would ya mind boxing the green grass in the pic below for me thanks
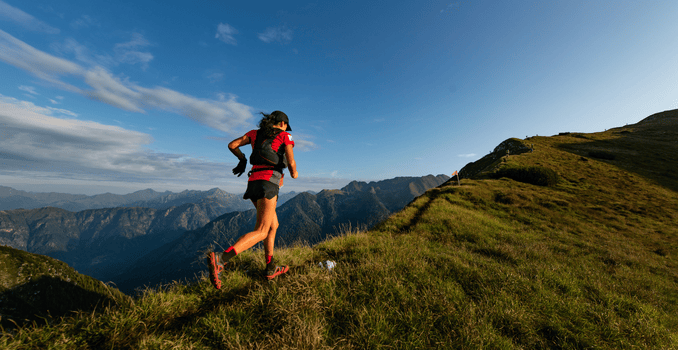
[2,115,678,349]
[0,246,131,331]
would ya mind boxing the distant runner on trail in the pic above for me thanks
[207,111,298,289]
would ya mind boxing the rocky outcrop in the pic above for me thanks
[459,138,532,180]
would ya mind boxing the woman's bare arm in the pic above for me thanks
[228,135,250,160]
[284,144,298,178]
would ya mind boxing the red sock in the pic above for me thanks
[221,246,238,262]
[266,255,273,265]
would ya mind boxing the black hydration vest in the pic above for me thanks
[249,129,287,172]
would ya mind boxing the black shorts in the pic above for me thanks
[243,180,279,201]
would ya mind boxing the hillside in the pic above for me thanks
[0,246,130,330]
[114,174,449,293]
[1,111,677,349]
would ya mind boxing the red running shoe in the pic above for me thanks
[266,265,289,280]
[206,252,224,289]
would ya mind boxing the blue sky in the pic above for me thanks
[1,1,677,195]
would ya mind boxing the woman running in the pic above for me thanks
[207,111,298,289]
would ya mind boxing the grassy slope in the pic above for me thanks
[0,246,131,330]
[2,115,677,349]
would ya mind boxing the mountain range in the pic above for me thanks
[0,186,302,212]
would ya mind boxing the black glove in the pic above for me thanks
[232,158,247,177]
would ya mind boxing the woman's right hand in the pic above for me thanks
[232,158,247,177]
[291,170,298,179]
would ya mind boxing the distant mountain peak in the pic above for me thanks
[206,188,227,196]
[342,181,365,192]
[132,189,158,195]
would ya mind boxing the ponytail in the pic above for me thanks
[257,112,280,138]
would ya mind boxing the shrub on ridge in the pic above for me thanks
[494,166,560,187]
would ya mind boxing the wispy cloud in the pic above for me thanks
[50,37,112,68]
[0,96,229,181]
[288,132,318,152]
[0,30,83,92]
[0,97,150,173]
[114,33,153,68]
[291,139,317,152]
[48,96,64,104]
[258,26,293,44]
[0,0,60,34]
[70,14,97,29]
[216,23,238,45]
[457,153,477,158]
[1,95,77,118]
[51,34,152,70]
[0,30,255,135]
[19,85,38,95]
[206,72,224,83]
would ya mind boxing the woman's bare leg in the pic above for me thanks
[264,205,279,257]
[232,196,278,254]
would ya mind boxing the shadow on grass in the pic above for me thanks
[558,110,678,194]
[0,275,119,330]
[370,194,436,235]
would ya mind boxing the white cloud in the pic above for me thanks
[70,14,97,29]
[0,97,234,182]
[206,72,224,83]
[19,85,38,95]
[51,34,152,69]
[0,30,255,135]
[82,67,144,112]
[0,30,83,92]
[288,133,318,152]
[457,153,477,158]
[0,0,60,34]
[114,33,153,68]
[46,106,78,118]
[0,98,151,172]
[0,94,74,116]
[50,37,111,68]
[258,26,293,44]
[216,23,238,45]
